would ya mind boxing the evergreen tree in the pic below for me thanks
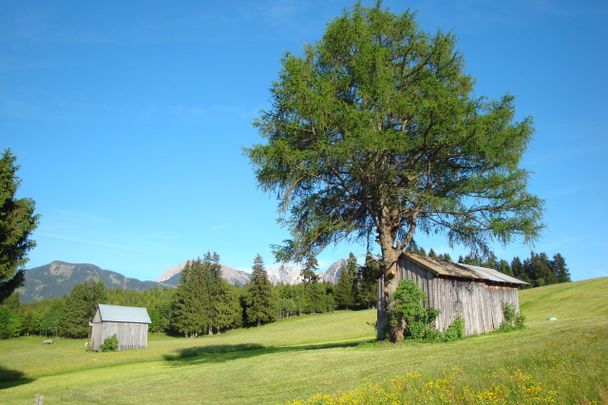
[438,253,452,262]
[171,260,208,337]
[62,280,106,338]
[551,253,571,283]
[0,149,40,303]
[335,253,356,309]
[428,248,437,259]
[215,281,242,333]
[202,252,222,334]
[301,253,319,283]
[497,259,513,276]
[300,254,324,313]
[406,240,425,255]
[244,255,274,326]
[511,256,526,282]
[356,253,380,308]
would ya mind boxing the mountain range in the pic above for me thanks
[18,258,348,302]
[19,261,163,303]
[157,261,252,287]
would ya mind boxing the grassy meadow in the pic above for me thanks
[1,277,607,404]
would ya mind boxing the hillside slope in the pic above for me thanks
[19,261,164,302]
[1,277,606,404]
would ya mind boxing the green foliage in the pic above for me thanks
[244,255,274,326]
[100,334,118,352]
[1,278,607,404]
[247,2,542,267]
[354,253,379,309]
[443,316,465,342]
[335,253,357,309]
[105,287,174,333]
[389,280,438,340]
[499,302,526,332]
[171,252,242,337]
[62,281,106,338]
[171,259,210,337]
[273,281,336,318]
[0,305,21,339]
[0,149,39,303]
[456,249,571,289]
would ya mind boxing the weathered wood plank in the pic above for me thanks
[394,255,521,336]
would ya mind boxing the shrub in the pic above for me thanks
[443,315,465,341]
[389,280,439,340]
[100,334,118,352]
[499,303,525,331]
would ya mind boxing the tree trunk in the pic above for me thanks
[376,226,405,342]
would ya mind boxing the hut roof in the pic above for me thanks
[404,253,528,286]
[97,304,152,324]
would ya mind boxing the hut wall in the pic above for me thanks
[90,320,148,351]
[395,256,519,336]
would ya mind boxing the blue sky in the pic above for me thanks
[2,0,607,281]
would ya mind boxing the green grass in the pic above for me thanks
[1,277,607,404]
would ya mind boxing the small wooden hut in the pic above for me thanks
[379,253,528,336]
[89,304,151,351]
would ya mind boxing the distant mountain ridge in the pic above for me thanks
[19,261,163,303]
[159,259,348,286]
[19,257,350,303]
[159,261,251,287]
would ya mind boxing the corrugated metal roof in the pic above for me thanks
[404,253,528,285]
[97,304,152,324]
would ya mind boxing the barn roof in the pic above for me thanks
[403,253,528,286]
[97,304,152,324]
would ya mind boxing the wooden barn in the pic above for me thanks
[379,253,528,336]
[89,304,151,351]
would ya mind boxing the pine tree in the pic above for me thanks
[439,253,452,262]
[551,253,571,283]
[244,255,274,326]
[202,252,223,335]
[62,280,106,338]
[428,248,437,258]
[301,253,319,283]
[215,281,242,333]
[172,261,200,337]
[356,253,380,309]
[511,256,524,278]
[497,259,513,276]
[301,254,324,313]
[0,149,39,303]
[335,253,356,309]
[406,240,425,255]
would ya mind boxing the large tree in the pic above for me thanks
[247,3,543,341]
[61,280,107,338]
[0,149,39,303]
[171,252,240,336]
[171,260,208,337]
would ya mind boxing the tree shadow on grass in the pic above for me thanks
[0,366,34,390]
[163,340,373,366]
